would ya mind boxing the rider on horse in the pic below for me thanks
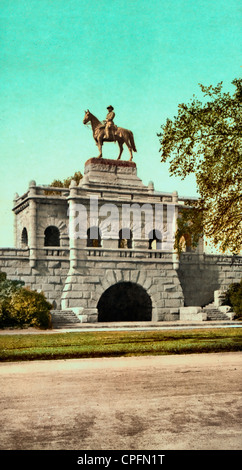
[83,108,137,161]
[104,106,116,140]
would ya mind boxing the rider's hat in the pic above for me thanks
[107,105,114,111]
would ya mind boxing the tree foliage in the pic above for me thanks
[158,79,242,253]
[224,280,242,319]
[174,206,203,254]
[0,272,52,329]
[45,171,83,195]
[0,272,24,299]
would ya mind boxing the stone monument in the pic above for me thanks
[0,111,240,326]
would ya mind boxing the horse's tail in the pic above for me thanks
[129,131,137,152]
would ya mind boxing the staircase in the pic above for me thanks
[203,305,231,321]
[51,310,81,328]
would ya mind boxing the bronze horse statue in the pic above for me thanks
[83,110,137,161]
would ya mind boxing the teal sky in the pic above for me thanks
[0,0,241,246]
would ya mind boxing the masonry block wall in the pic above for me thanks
[0,249,241,321]
[0,158,241,323]
[0,251,69,309]
[178,254,242,307]
[61,256,184,321]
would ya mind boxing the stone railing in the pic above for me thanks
[180,252,242,265]
[0,248,30,258]
[14,185,70,204]
[35,185,70,197]
[204,254,242,265]
[84,247,174,261]
[38,247,70,258]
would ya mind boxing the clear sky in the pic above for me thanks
[0,0,241,247]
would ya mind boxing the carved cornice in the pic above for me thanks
[13,201,29,214]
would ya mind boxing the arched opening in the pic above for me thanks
[97,282,152,322]
[21,227,28,248]
[87,226,102,247]
[118,228,132,248]
[179,233,192,252]
[44,226,60,246]
[148,229,162,250]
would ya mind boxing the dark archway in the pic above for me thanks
[148,229,162,250]
[118,228,132,248]
[97,282,152,322]
[44,226,60,246]
[21,227,28,248]
[87,226,102,247]
[179,233,192,252]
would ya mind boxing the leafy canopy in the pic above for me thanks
[158,79,242,253]
[0,271,52,328]
[45,171,83,195]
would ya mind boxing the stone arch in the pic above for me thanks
[93,268,159,321]
[179,233,192,252]
[38,218,67,244]
[87,226,102,247]
[148,229,162,250]
[44,226,60,246]
[21,227,28,248]
[118,228,132,248]
[97,281,152,322]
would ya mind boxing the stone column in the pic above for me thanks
[28,181,37,267]
[13,193,19,248]
[172,191,179,269]
[68,180,78,270]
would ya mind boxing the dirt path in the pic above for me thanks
[0,352,241,450]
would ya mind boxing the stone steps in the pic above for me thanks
[50,306,233,328]
[51,310,81,328]
[203,306,230,321]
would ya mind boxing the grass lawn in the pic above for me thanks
[0,328,241,362]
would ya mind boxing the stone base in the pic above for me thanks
[214,290,227,307]
[158,312,180,321]
[85,157,137,169]
[65,307,98,323]
[179,306,207,321]
[218,306,235,320]
[79,158,148,192]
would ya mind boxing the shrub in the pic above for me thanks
[0,272,24,299]
[224,280,242,320]
[0,272,25,327]
[8,288,52,329]
[0,271,52,329]
[0,297,13,327]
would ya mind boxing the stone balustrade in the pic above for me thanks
[0,248,30,258]
[180,252,242,265]
[84,247,174,261]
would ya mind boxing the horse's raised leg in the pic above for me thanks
[117,141,123,160]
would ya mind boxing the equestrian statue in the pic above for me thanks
[83,106,137,161]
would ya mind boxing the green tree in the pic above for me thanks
[0,272,52,329]
[158,79,242,253]
[45,171,83,195]
[174,205,203,254]
[0,272,24,299]
[224,280,242,319]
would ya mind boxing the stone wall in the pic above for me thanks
[178,253,242,307]
[0,249,69,309]
[61,255,184,322]
[0,249,241,321]
[0,248,184,321]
